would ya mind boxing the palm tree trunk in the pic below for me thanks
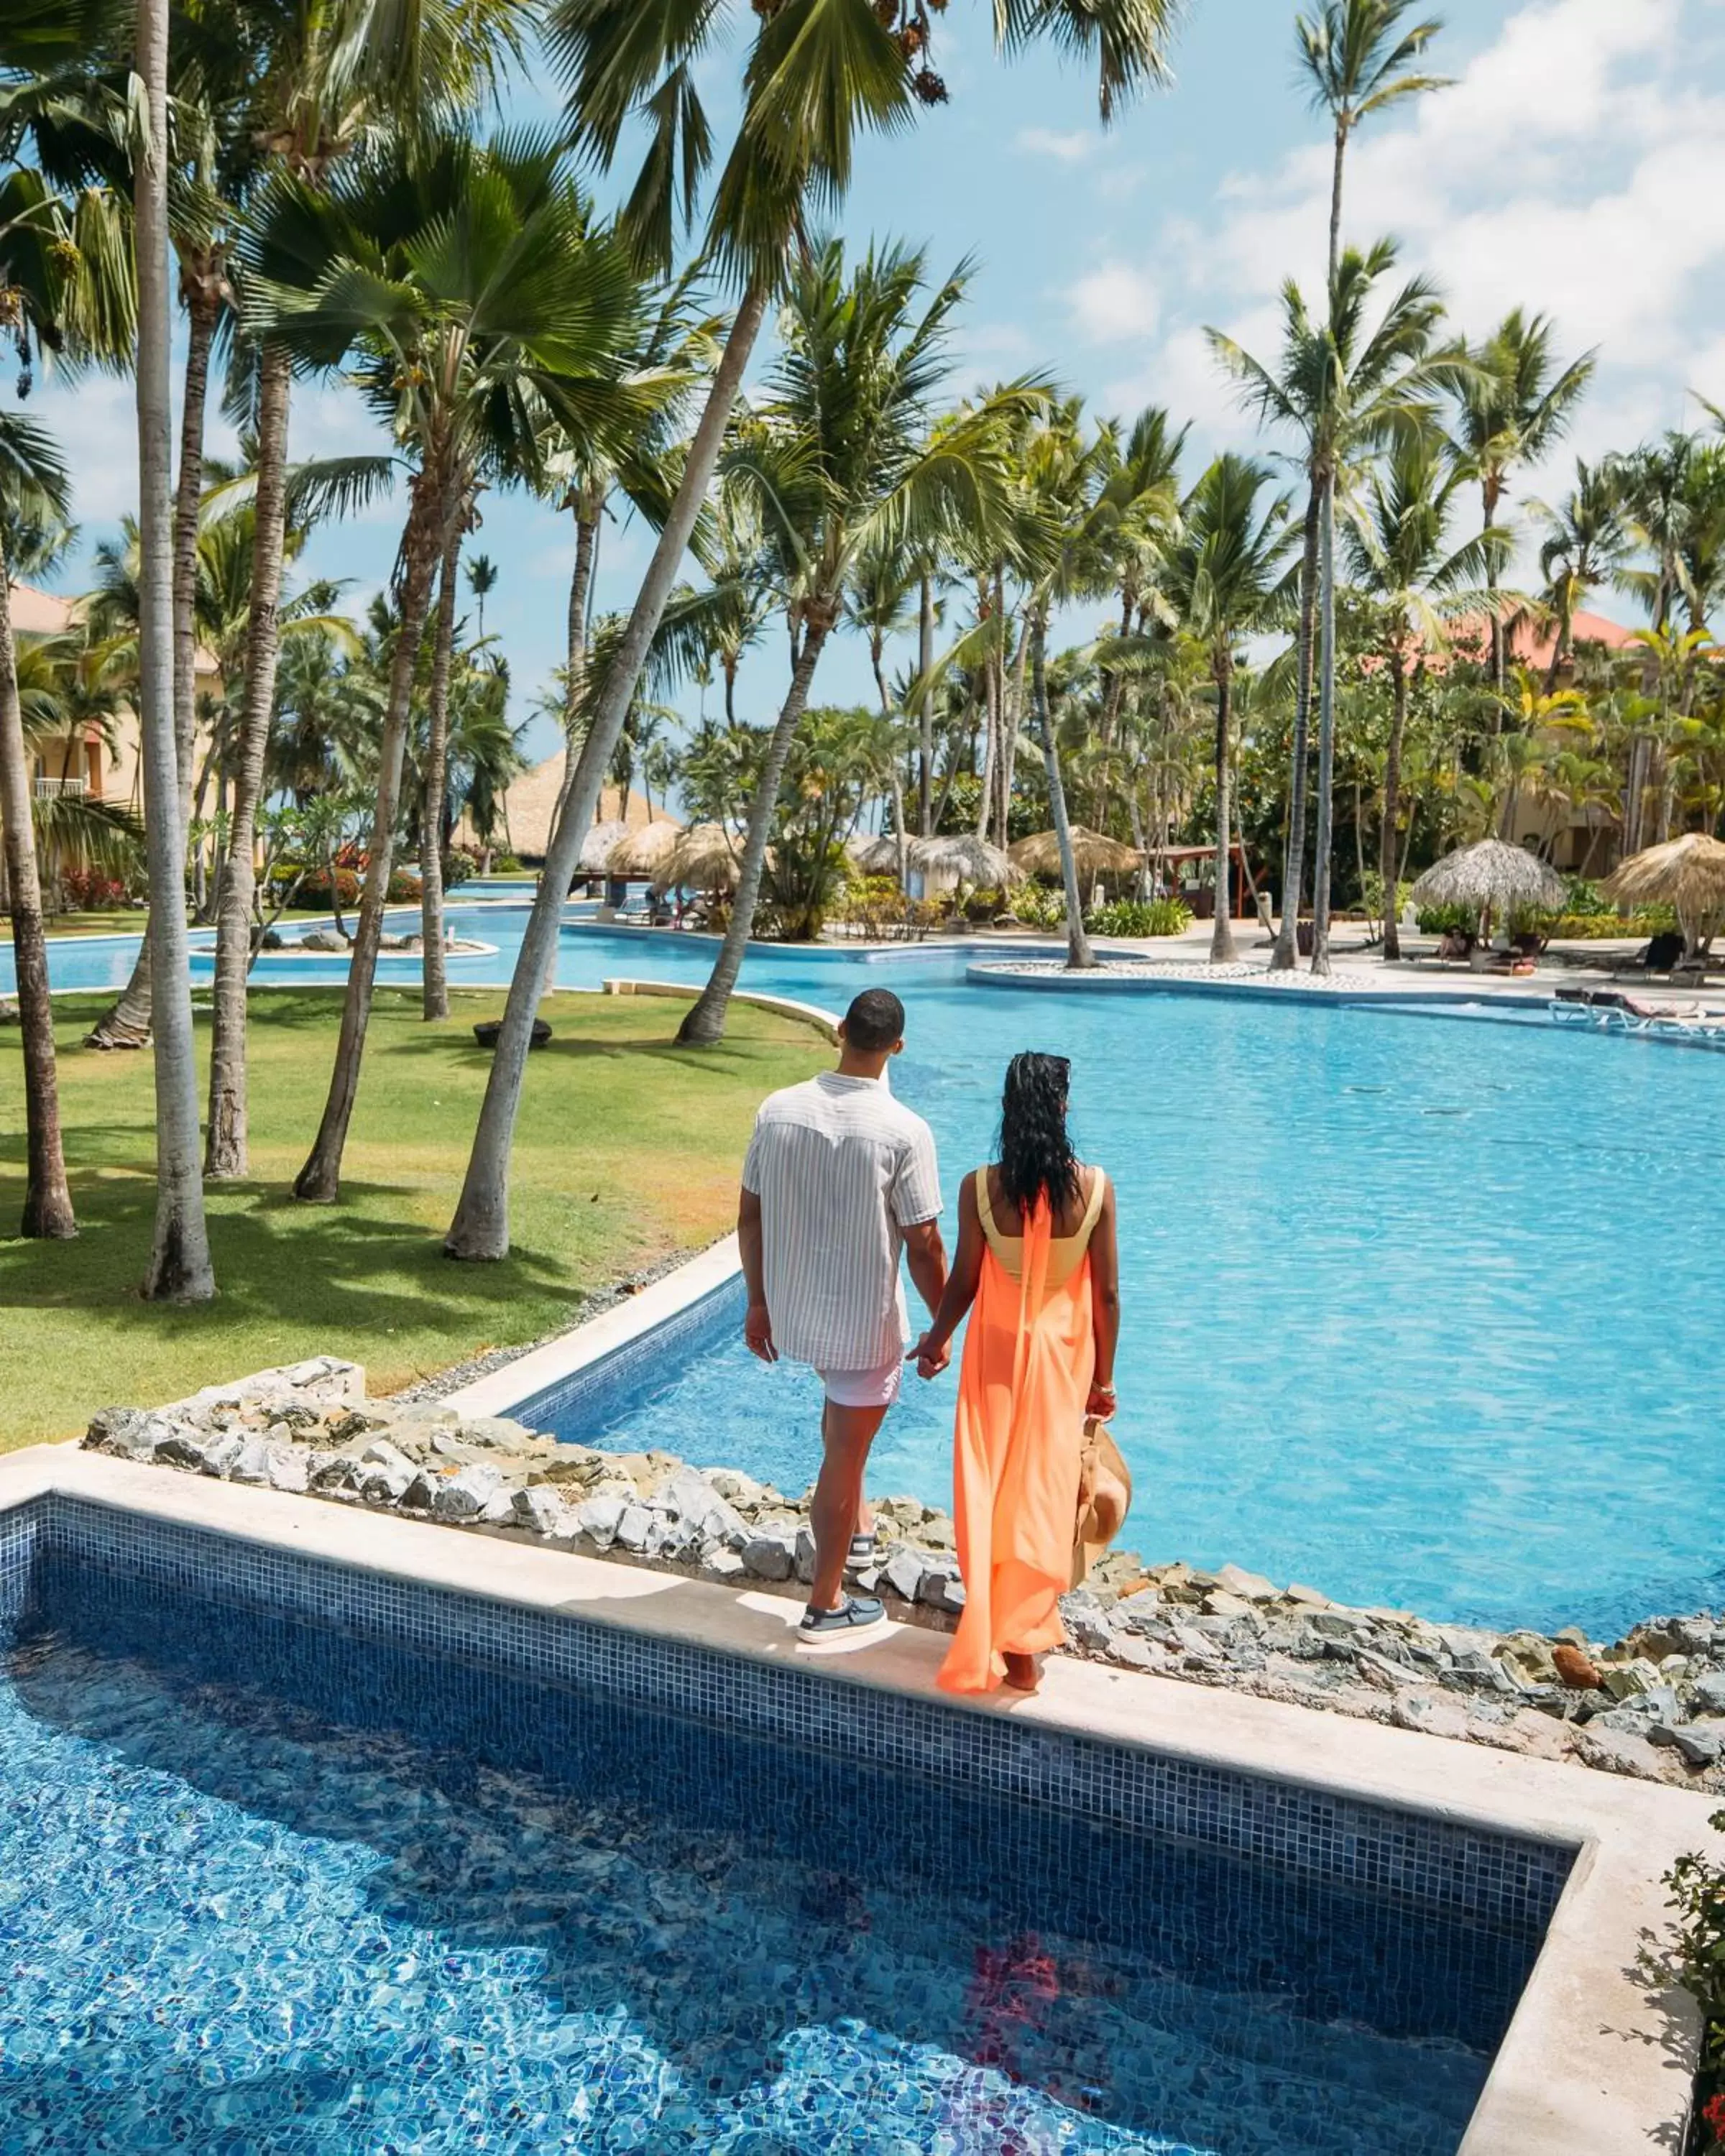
[1031,609,1095,971]
[975,596,999,842]
[0,540,75,1237]
[1484,475,1506,706]
[420,505,466,1022]
[206,341,292,1179]
[917,571,934,834]
[871,643,910,889]
[1209,654,1237,965]
[1310,469,1339,977]
[445,280,770,1261]
[553,500,601,825]
[1380,645,1408,961]
[294,468,446,1202]
[999,572,1023,837]
[1328,121,1346,284]
[1271,483,1320,970]
[85,278,221,1051]
[677,611,834,1045]
[135,0,215,1299]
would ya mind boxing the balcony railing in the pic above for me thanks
[32,775,89,799]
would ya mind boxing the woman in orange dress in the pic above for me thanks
[909,1054,1121,1694]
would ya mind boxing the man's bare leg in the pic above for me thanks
[808,1399,890,1613]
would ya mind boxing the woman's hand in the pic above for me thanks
[1086,1380,1118,1419]
[907,1331,951,1380]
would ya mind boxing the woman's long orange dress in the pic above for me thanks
[937,1167,1106,1695]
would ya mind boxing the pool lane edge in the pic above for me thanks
[1,1441,1715,2156]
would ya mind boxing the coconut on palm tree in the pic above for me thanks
[448,0,1184,1263]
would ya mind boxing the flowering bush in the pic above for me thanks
[1008,882,1066,931]
[59,870,130,911]
[1087,897,1192,938]
[1651,1809,1724,2152]
[442,847,478,890]
[387,869,423,903]
[271,865,362,909]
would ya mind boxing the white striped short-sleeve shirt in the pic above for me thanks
[742,1071,942,1370]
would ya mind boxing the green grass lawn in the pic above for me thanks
[0,989,827,1449]
[2,906,336,942]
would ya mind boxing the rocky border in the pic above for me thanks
[80,1359,1725,1797]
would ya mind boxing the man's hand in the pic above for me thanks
[744,1300,778,1363]
[906,1330,950,1381]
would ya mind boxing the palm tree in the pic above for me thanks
[847,536,921,882]
[675,240,1028,1044]
[1159,454,1294,963]
[1210,239,1453,972]
[1295,0,1449,284]
[1534,457,1629,694]
[0,413,77,1237]
[1449,308,1595,696]
[242,134,650,1199]
[466,552,497,638]
[1346,431,1505,959]
[448,0,1183,1263]
[132,0,216,1296]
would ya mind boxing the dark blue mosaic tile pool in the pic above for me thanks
[0,1547,1551,2155]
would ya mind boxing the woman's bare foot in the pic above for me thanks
[1003,1652,1041,1692]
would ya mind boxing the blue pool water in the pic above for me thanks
[16,906,1724,1635]
[0,1549,1536,2153]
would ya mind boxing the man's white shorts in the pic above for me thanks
[816,1358,903,1410]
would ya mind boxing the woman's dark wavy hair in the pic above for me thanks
[998,1052,1080,1218]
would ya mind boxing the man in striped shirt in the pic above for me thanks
[739,988,947,1638]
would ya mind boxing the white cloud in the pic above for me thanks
[1090,0,1725,530]
[1016,126,1094,162]
[1067,263,1162,344]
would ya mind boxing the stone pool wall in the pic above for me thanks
[80,1358,1725,1798]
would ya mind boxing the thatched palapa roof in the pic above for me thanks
[576,818,629,875]
[607,818,682,878]
[1010,826,1141,880]
[849,834,901,876]
[652,822,745,894]
[1408,839,1565,913]
[1602,834,1725,918]
[909,833,1022,886]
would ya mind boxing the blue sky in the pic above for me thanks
[29,0,1725,773]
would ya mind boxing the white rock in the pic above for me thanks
[513,1486,574,1539]
[431,1464,504,1521]
[575,1494,627,1549]
[613,1503,652,1552]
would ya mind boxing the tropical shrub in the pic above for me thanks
[833,876,938,941]
[1415,900,1475,935]
[1562,876,1614,917]
[59,870,131,911]
[1009,882,1067,931]
[273,865,362,910]
[442,847,478,890]
[1087,897,1192,938]
[387,869,423,903]
[1649,1812,1724,2153]
[962,885,1006,923]
[491,853,524,875]
[1545,906,1675,939]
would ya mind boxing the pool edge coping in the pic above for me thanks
[1,1441,1715,2156]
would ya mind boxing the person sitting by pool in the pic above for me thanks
[908,1051,1121,1695]
[738,987,948,1639]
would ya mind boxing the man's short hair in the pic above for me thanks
[843,987,906,1052]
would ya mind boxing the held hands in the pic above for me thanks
[906,1331,951,1381]
[1086,1381,1118,1419]
[744,1302,778,1363]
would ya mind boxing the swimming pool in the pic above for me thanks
[16,908,1723,1636]
[0,1499,1562,2155]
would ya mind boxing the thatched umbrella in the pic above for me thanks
[849,834,901,877]
[1409,839,1565,936]
[1010,826,1142,881]
[652,822,742,895]
[1603,834,1725,954]
[606,819,682,879]
[576,818,628,876]
[908,832,1023,888]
